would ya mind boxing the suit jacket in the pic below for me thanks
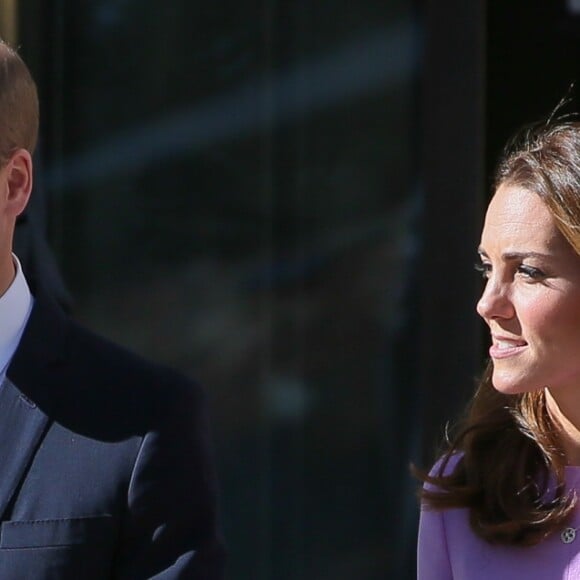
[0,295,225,579]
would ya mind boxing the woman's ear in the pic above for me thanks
[4,148,33,217]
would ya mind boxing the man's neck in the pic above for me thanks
[0,253,16,298]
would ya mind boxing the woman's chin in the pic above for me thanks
[491,372,537,396]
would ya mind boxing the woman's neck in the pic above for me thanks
[545,387,580,466]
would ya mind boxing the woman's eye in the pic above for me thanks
[474,262,491,279]
[517,265,545,281]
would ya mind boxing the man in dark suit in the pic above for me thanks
[0,40,225,578]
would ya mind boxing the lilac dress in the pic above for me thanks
[418,459,580,580]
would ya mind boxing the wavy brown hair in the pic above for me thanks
[417,121,580,546]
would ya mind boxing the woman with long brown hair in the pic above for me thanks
[417,120,580,579]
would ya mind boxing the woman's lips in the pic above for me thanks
[489,337,527,359]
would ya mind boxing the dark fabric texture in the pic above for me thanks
[0,296,225,579]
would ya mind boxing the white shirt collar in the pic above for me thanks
[0,255,33,379]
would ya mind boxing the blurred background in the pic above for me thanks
[4,0,580,578]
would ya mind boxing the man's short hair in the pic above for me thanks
[0,40,39,164]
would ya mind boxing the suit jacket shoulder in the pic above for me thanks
[10,295,205,438]
[2,296,225,579]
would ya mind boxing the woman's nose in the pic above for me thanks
[476,280,514,321]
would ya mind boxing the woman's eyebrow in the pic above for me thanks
[477,248,551,260]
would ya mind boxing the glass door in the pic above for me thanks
[18,1,422,577]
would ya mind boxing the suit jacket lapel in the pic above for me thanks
[0,378,49,520]
[0,296,68,521]
[7,294,68,417]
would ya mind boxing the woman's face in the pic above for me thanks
[477,183,580,395]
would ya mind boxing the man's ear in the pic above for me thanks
[5,148,33,217]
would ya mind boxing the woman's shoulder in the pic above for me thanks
[431,450,463,475]
[423,451,464,492]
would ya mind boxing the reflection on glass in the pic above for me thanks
[34,1,420,577]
